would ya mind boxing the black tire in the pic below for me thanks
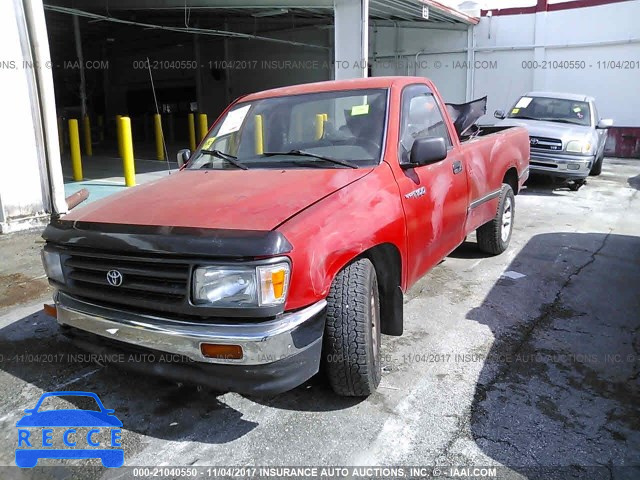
[324,258,381,396]
[589,154,603,176]
[568,179,586,191]
[477,184,515,255]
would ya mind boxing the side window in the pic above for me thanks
[399,85,452,164]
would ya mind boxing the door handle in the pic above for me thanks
[452,160,463,174]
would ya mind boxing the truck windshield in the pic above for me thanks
[188,89,387,170]
[508,96,591,127]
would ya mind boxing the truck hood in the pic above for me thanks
[495,118,595,141]
[62,168,371,231]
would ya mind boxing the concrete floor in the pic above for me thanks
[60,144,181,205]
[0,158,638,478]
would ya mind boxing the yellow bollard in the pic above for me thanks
[188,113,196,151]
[254,115,264,155]
[116,114,123,158]
[198,113,208,142]
[119,116,136,187]
[68,119,83,181]
[315,113,325,140]
[154,113,165,161]
[83,115,92,156]
[322,113,328,122]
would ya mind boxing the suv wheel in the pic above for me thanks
[589,154,604,176]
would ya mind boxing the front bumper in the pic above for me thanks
[56,292,326,395]
[529,150,594,179]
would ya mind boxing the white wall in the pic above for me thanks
[473,1,640,125]
[370,1,640,127]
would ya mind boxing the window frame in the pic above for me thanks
[398,84,453,166]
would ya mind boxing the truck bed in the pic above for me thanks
[459,125,522,143]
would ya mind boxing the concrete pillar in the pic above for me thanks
[0,0,67,233]
[334,0,369,80]
[465,25,475,101]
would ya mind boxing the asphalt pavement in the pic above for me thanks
[0,158,638,479]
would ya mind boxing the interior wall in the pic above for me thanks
[98,25,332,129]
[207,27,332,118]
[370,25,469,103]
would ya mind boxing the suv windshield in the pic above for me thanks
[188,89,387,170]
[508,96,591,126]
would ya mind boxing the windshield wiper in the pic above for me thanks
[509,115,539,120]
[262,150,358,169]
[199,149,249,170]
[541,118,583,125]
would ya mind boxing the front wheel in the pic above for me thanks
[477,184,515,255]
[323,258,381,396]
[589,154,603,176]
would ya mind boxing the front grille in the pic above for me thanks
[55,247,284,319]
[62,251,190,312]
[530,136,562,151]
[530,160,558,168]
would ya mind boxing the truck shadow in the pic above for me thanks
[0,312,258,445]
[0,314,359,447]
[521,174,579,196]
[466,232,640,475]
[629,174,640,190]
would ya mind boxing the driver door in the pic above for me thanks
[395,84,469,286]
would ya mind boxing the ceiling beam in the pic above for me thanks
[46,0,333,10]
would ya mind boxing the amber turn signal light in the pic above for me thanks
[43,304,57,317]
[200,343,243,360]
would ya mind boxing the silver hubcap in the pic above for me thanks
[501,196,512,242]
[371,290,379,359]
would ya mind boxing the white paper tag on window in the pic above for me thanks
[515,97,533,109]
[217,105,251,137]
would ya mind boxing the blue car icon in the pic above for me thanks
[15,391,124,468]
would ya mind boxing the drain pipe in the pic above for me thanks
[414,49,427,76]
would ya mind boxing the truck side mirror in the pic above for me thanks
[403,137,447,169]
[494,109,506,119]
[177,149,191,167]
[597,119,613,129]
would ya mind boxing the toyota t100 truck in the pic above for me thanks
[42,77,529,397]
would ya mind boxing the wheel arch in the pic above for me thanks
[503,167,519,195]
[357,243,404,336]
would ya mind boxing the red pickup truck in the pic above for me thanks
[42,77,529,396]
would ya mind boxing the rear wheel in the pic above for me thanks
[477,184,515,255]
[324,258,381,396]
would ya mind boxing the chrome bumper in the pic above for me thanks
[529,150,594,178]
[56,292,326,366]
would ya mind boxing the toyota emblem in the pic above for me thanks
[530,138,539,145]
[106,270,123,287]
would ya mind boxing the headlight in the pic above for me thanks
[41,250,64,283]
[192,261,290,307]
[565,140,592,154]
